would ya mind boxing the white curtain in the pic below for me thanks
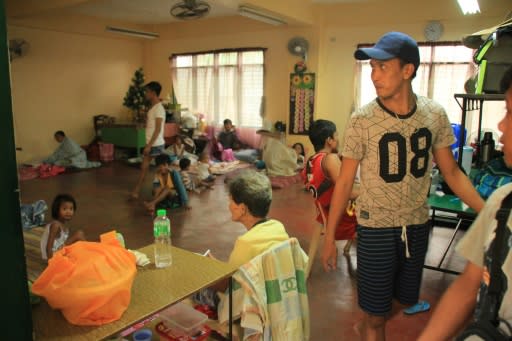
[171,50,264,128]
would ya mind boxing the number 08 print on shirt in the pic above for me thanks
[342,97,455,228]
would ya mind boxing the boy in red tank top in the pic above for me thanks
[302,119,360,253]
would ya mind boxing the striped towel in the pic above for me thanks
[219,238,310,341]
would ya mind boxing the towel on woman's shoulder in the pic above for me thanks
[219,238,310,341]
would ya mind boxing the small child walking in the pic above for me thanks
[40,194,85,260]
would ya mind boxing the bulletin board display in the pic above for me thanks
[289,73,315,135]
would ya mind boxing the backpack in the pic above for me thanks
[473,158,512,199]
[457,192,512,340]
[473,22,512,94]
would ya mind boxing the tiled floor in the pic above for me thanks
[19,162,467,340]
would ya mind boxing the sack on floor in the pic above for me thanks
[31,239,136,326]
[20,200,48,229]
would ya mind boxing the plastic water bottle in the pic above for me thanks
[154,209,172,268]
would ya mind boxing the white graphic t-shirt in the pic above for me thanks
[342,96,455,227]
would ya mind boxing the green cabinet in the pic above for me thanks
[99,125,146,156]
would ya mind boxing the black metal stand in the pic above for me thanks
[454,93,505,166]
[424,207,475,275]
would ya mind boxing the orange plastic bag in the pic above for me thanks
[32,239,137,326]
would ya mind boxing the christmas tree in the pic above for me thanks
[123,68,148,122]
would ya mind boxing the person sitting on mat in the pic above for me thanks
[40,194,85,260]
[44,131,100,169]
[218,119,241,150]
[145,154,189,214]
[179,158,213,193]
[293,142,306,169]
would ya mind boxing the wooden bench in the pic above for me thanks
[23,227,47,282]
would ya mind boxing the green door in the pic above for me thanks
[0,0,33,339]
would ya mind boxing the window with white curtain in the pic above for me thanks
[355,43,505,142]
[171,49,265,128]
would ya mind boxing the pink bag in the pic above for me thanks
[221,148,236,162]
[99,143,114,162]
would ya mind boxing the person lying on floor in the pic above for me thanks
[194,170,290,308]
[44,131,101,169]
[145,154,191,214]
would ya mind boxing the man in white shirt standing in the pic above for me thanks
[131,81,166,199]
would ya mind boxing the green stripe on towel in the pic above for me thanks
[265,279,282,304]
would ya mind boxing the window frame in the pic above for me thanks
[170,48,267,128]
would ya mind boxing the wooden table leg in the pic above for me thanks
[228,277,233,341]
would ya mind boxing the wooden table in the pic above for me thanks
[32,246,237,341]
[424,194,477,275]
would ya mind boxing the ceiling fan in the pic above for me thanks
[170,0,211,20]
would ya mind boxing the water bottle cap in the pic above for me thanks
[157,209,167,217]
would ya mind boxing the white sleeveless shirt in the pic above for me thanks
[40,222,69,260]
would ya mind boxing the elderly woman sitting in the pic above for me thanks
[196,170,290,305]
[226,170,290,268]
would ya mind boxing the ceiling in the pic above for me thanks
[68,0,240,24]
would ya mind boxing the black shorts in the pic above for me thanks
[357,223,430,316]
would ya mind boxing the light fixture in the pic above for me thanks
[238,6,286,26]
[105,26,159,39]
[457,0,480,15]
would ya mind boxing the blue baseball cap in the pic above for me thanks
[354,32,420,71]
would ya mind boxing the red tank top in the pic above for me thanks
[302,152,334,208]
[302,152,357,240]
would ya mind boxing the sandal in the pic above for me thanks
[403,300,430,315]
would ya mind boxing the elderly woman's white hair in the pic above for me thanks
[228,170,272,218]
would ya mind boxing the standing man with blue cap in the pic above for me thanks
[321,32,484,340]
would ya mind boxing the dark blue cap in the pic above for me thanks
[354,32,420,71]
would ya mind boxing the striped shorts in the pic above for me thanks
[357,223,430,316]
